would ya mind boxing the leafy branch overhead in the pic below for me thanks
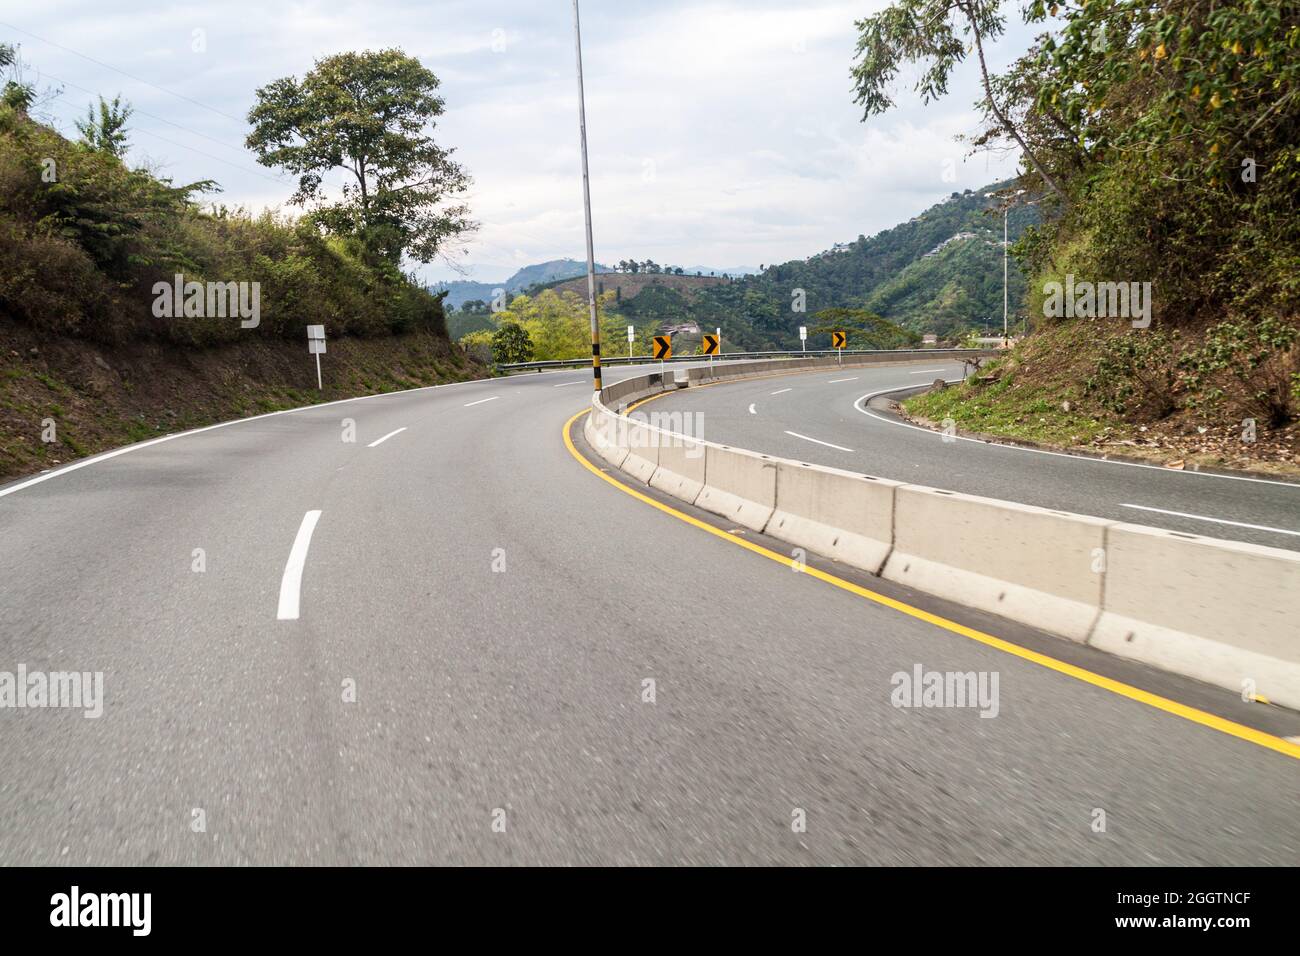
[851,0,1066,199]
[246,49,475,264]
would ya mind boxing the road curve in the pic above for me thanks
[644,361,1300,550]
[0,358,1296,865]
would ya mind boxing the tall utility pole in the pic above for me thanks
[572,0,602,392]
[1003,204,1008,341]
[1004,189,1025,341]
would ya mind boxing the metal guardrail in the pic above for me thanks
[497,348,989,372]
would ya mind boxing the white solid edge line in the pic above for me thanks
[827,377,859,383]
[277,510,322,621]
[463,395,500,407]
[0,356,941,501]
[784,430,854,453]
[1120,503,1300,538]
[909,368,948,374]
[770,388,793,395]
[367,427,407,448]
[0,372,522,500]
[853,382,1300,490]
[553,380,585,387]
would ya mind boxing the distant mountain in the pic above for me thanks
[679,181,1038,346]
[435,259,760,309]
[434,258,614,309]
[507,258,615,290]
[441,186,1033,344]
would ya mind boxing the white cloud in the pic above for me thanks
[6,0,1028,281]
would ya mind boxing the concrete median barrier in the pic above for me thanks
[882,485,1109,641]
[583,359,1298,708]
[695,445,778,532]
[1090,523,1300,709]
[618,415,660,483]
[767,461,901,574]
[648,431,707,504]
[585,403,628,468]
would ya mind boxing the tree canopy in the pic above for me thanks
[246,49,473,265]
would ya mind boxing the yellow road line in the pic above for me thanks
[563,407,1300,761]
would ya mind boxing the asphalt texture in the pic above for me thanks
[646,360,1300,550]
[0,358,1295,865]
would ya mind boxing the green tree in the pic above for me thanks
[246,48,473,264]
[76,95,133,157]
[810,307,920,349]
[491,321,534,364]
[1,41,34,112]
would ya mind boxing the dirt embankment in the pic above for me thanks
[903,321,1299,478]
[0,320,490,481]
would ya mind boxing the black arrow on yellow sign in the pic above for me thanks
[832,330,847,349]
[702,334,719,356]
[653,335,672,360]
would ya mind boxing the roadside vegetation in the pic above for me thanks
[854,0,1300,469]
[0,42,486,477]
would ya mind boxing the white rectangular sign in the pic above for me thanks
[799,326,807,340]
[627,325,634,343]
[308,339,326,354]
[307,324,325,340]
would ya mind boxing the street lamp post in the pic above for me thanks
[987,188,1026,343]
[572,0,602,392]
[1002,203,1009,341]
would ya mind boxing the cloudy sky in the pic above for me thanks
[5,1,1032,283]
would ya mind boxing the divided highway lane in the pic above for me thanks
[0,359,1296,865]
[646,361,1300,550]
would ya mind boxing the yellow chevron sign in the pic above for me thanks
[702,334,720,355]
[653,335,672,360]
[832,330,847,349]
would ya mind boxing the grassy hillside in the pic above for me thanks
[888,0,1300,473]
[452,185,1034,356]
[862,235,1014,337]
[0,100,486,480]
[639,184,1034,349]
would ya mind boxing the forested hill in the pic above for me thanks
[684,181,1038,346]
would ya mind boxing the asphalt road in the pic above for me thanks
[0,357,1296,865]
[647,360,1300,550]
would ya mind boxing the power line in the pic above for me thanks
[40,67,276,163]
[0,20,247,125]
[40,103,295,188]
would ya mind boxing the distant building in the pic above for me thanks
[921,232,978,259]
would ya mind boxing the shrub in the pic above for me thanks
[1178,317,1300,427]
[0,107,449,348]
[1084,330,1181,418]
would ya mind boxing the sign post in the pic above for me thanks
[307,325,326,390]
[799,326,807,353]
[627,324,634,362]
